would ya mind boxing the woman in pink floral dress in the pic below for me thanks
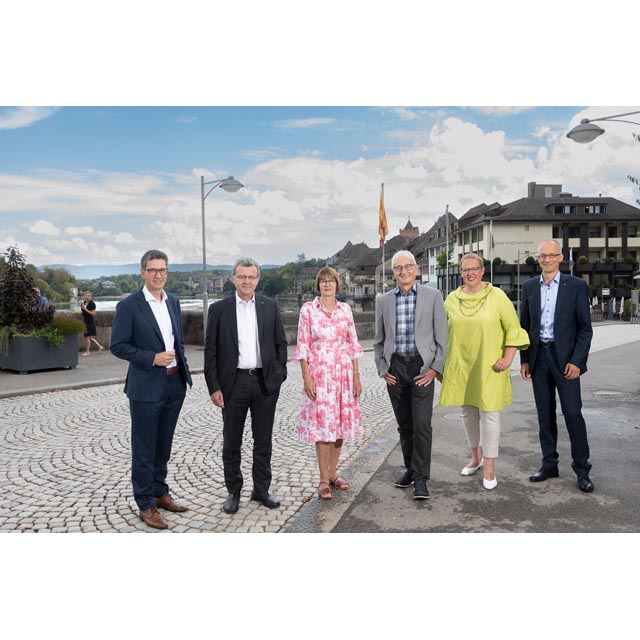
[294,267,364,499]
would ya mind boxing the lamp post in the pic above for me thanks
[566,110,640,143]
[200,175,244,329]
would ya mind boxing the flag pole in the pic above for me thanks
[380,183,386,293]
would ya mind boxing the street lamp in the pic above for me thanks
[200,175,244,329]
[566,110,640,143]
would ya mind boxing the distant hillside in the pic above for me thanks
[40,263,281,279]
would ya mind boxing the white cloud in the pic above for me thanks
[467,106,535,116]
[4,107,639,267]
[271,117,336,129]
[0,107,59,130]
[27,220,60,236]
[175,115,198,124]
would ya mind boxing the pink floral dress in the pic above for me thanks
[293,298,364,443]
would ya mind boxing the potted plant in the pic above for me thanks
[0,245,85,374]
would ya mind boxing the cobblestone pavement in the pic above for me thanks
[0,353,394,533]
[1,323,638,534]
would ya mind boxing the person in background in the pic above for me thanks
[80,291,105,356]
[294,267,363,500]
[439,253,529,490]
[34,287,48,306]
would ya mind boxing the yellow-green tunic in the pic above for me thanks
[439,284,529,412]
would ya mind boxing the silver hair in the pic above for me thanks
[391,250,416,267]
[232,257,261,277]
[460,252,484,268]
[537,238,562,254]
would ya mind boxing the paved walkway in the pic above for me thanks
[1,324,639,533]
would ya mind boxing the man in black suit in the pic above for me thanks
[205,257,288,514]
[520,239,594,493]
[111,249,193,529]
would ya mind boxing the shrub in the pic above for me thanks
[525,256,536,266]
[578,255,588,264]
[0,245,83,349]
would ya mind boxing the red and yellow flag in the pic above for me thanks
[378,184,388,246]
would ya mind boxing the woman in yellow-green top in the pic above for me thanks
[439,253,529,490]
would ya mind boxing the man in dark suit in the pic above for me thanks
[111,249,193,529]
[205,257,288,514]
[520,239,594,493]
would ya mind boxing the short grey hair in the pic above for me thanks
[140,249,168,269]
[391,250,416,268]
[460,252,484,268]
[232,257,261,278]
[537,238,562,254]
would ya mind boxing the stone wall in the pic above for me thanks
[72,309,376,350]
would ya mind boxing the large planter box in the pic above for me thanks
[0,334,78,374]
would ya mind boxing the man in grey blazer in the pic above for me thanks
[374,250,448,499]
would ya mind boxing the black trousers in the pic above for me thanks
[531,344,591,477]
[386,355,434,479]
[129,373,186,510]
[222,370,279,494]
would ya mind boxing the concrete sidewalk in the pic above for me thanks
[287,323,640,533]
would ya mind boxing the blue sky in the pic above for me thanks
[1,105,639,268]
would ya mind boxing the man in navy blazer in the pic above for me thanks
[520,239,594,493]
[204,257,288,515]
[111,249,193,528]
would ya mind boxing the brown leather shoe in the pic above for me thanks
[155,494,188,512]
[139,507,168,529]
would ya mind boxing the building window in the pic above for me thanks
[627,226,637,237]
[568,226,579,238]
[588,227,601,238]
[608,226,618,238]
[554,205,576,215]
[478,227,483,241]
[552,226,560,239]
[586,204,604,214]
[524,224,529,231]
[471,228,477,243]
[545,187,552,197]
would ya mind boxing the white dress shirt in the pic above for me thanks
[143,286,177,368]
[235,293,262,369]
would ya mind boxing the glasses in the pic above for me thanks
[319,279,336,285]
[537,253,562,261]
[144,268,169,276]
[461,266,482,274]
[234,275,258,281]
[393,264,416,273]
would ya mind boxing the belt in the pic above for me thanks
[165,365,180,375]
[392,354,422,362]
[237,367,262,375]
[539,341,555,348]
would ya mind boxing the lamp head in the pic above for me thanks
[566,119,606,144]
[219,176,244,193]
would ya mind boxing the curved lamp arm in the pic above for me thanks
[567,110,640,143]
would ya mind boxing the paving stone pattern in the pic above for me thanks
[0,354,394,533]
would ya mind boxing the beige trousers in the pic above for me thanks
[460,405,501,459]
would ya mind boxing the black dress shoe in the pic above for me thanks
[223,493,240,514]
[577,476,595,493]
[529,467,560,482]
[250,490,280,509]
